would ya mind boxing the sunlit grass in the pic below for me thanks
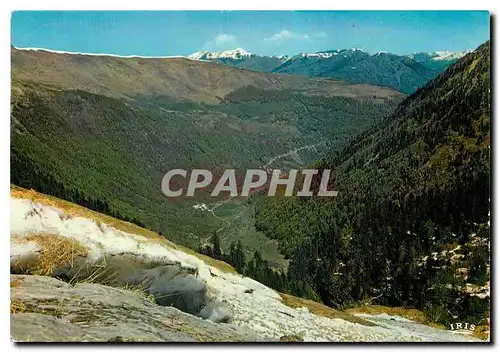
[278,292,377,327]
[345,304,490,340]
[471,324,490,341]
[10,300,27,314]
[17,233,88,276]
[345,305,445,329]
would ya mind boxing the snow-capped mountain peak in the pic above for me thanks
[188,48,254,60]
[297,48,367,59]
[408,50,472,62]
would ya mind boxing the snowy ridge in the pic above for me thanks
[300,52,338,58]
[186,47,474,65]
[10,195,483,342]
[13,47,201,61]
[188,48,254,60]
[297,48,365,59]
[408,50,472,62]
[430,50,472,61]
[16,46,472,64]
[188,48,369,61]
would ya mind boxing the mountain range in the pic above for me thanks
[189,48,470,94]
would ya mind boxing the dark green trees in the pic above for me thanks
[252,41,491,324]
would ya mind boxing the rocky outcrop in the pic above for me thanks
[129,265,207,316]
[11,243,232,324]
[10,275,264,342]
[10,196,233,325]
[127,264,231,323]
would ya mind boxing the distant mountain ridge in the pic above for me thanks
[188,48,470,62]
[188,48,471,94]
[13,46,467,94]
[408,50,472,71]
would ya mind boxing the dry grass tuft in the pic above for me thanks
[19,233,88,276]
[279,334,304,342]
[278,293,377,327]
[176,246,237,274]
[345,305,429,323]
[471,325,490,340]
[10,301,26,314]
[121,283,156,303]
[10,277,25,288]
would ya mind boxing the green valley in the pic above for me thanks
[11,47,402,263]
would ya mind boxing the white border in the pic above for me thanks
[2,2,498,10]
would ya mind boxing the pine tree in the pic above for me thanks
[211,232,222,260]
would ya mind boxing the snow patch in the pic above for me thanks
[430,51,471,61]
[189,48,254,60]
[299,52,338,59]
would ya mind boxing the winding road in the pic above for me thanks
[262,141,326,169]
[195,141,327,237]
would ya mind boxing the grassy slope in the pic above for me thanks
[344,305,489,340]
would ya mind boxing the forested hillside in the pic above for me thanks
[274,50,438,94]
[253,41,491,325]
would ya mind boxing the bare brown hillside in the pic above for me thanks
[12,48,403,104]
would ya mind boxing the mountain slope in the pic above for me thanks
[315,51,437,94]
[12,47,398,104]
[253,41,490,324]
